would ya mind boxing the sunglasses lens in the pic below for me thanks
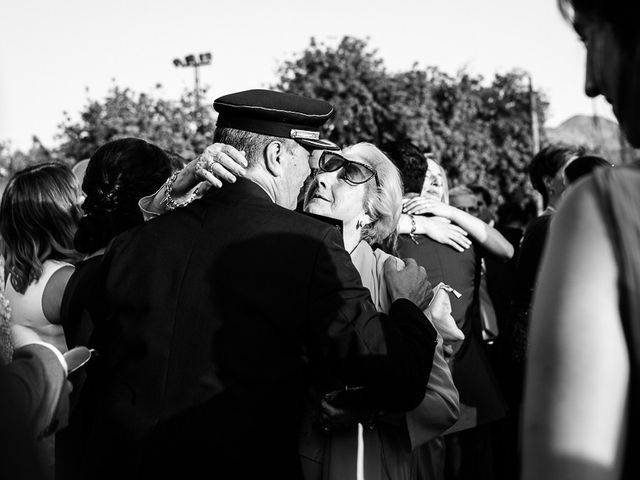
[320,154,344,172]
[319,153,376,184]
[344,163,371,183]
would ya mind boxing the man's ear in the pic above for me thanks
[265,141,285,178]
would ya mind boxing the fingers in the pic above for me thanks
[402,257,418,269]
[445,234,471,252]
[203,143,248,169]
[209,144,248,177]
[408,205,430,215]
[197,144,248,187]
[210,161,238,184]
[196,168,223,188]
[445,239,466,253]
[450,225,468,236]
[452,233,472,249]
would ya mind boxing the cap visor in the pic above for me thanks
[295,138,340,151]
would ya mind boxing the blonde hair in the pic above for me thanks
[341,143,403,246]
[426,158,450,204]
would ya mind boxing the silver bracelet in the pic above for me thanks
[409,214,419,245]
[163,169,199,211]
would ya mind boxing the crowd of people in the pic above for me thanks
[0,0,638,479]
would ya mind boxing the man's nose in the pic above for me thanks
[584,50,600,98]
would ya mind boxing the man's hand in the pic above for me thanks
[172,144,247,195]
[384,257,432,310]
[319,397,368,430]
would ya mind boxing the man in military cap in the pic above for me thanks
[72,89,436,479]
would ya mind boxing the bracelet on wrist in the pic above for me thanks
[163,169,199,211]
[409,214,419,245]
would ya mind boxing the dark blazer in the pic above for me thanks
[397,234,506,431]
[75,179,436,479]
[0,344,70,480]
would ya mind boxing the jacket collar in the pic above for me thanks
[202,177,276,207]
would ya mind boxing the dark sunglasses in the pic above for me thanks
[318,152,380,186]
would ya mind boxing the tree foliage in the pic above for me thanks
[56,85,216,163]
[275,36,548,212]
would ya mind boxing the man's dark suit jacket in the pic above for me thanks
[75,179,436,479]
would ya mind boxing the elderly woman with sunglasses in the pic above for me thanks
[141,142,460,480]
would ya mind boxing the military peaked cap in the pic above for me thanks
[213,89,339,150]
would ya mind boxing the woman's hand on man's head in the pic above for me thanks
[173,143,248,194]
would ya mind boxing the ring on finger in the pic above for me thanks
[206,156,218,172]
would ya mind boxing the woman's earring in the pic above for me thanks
[356,219,363,230]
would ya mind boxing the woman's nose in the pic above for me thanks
[316,170,339,187]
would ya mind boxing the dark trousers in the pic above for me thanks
[444,424,495,480]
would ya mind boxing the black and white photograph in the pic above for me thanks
[1,0,638,479]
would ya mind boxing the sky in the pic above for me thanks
[0,0,616,151]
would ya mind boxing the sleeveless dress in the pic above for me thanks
[4,259,71,353]
[592,166,640,479]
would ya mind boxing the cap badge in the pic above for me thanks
[290,129,320,140]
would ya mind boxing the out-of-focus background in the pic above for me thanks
[1,0,636,210]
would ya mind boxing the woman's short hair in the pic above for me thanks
[528,145,583,207]
[564,154,613,184]
[380,141,427,194]
[342,143,403,247]
[0,162,82,294]
[74,138,173,254]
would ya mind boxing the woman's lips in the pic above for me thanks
[311,193,330,202]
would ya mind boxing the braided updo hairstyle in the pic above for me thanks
[74,138,173,254]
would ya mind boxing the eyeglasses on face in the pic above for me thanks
[318,152,380,186]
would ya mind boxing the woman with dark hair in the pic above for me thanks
[508,144,581,392]
[0,163,83,353]
[523,2,640,479]
[74,138,173,256]
[563,154,613,185]
[62,138,172,349]
[56,138,174,478]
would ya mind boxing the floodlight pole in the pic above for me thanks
[528,74,540,155]
[194,64,201,118]
[173,53,212,124]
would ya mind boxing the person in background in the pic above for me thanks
[0,163,83,353]
[449,186,499,345]
[61,138,174,348]
[523,1,640,478]
[563,154,613,186]
[0,217,78,480]
[449,186,479,215]
[0,162,84,478]
[501,145,582,477]
[383,140,509,480]
[56,138,175,478]
[507,144,583,401]
[468,184,495,225]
